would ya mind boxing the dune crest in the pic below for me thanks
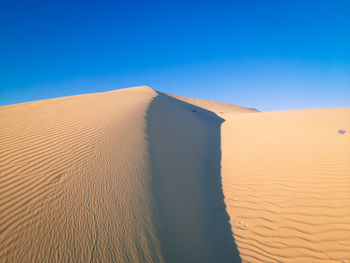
[164,93,258,114]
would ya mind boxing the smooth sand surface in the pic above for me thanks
[1,86,349,262]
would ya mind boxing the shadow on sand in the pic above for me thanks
[146,92,241,263]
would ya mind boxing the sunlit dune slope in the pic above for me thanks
[0,87,164,262]
[221,108,350,263]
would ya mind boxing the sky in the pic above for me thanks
[1,0,349,111]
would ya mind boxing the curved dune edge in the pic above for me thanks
[1,86,350,262]
[146,92,241,262]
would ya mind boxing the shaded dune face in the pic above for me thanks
[146,92,241,263]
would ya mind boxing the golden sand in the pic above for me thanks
[1,87,349,262]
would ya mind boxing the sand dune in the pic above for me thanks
[1,86,349,262]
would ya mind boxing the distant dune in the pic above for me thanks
[0,86,349,262]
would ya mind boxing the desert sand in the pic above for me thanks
[0,86,349,262]
[220,108,350,263]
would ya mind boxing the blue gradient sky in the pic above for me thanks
[1,0,349,111]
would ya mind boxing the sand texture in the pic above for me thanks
[1,86,349,262]
[0,87,163,262]
[221,108,350,263]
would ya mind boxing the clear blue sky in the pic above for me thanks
[1,0,349,111]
